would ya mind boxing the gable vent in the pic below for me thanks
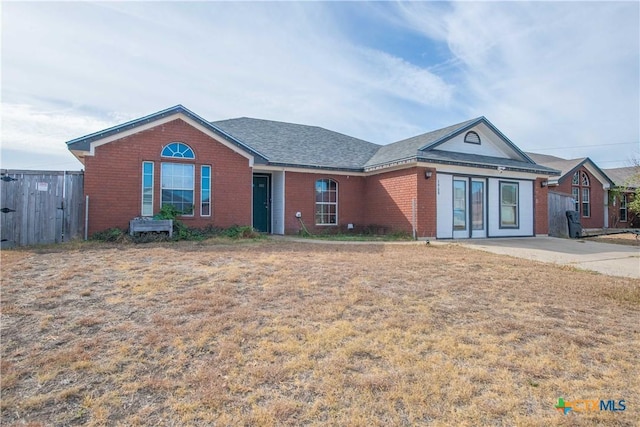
[464,131,481,144]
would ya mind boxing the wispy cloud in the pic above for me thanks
[391,1,640,165]
[1,1,638,169]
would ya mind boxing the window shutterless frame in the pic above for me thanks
[141,161,154,216]
[619,195,628,222]
[499,181,519,229]
[581,187,590,218]
[201,165,211,217]
[161,163,195,216]
[315,179,338,225]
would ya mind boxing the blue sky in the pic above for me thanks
[2,1,638,170]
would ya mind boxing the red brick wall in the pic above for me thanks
[609,191,637,228]
[534,178,549,235]
[284,172,365,234]
[555,167,605,228]
[416,168,437,238]
[84,119,252,236]
[364,168,419,235]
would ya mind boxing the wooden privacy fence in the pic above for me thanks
[1,170,84,247]
[548,191,575,238]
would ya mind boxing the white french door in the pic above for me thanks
[452,177,486,239]
[471,178,486,238]
[452,178,469,239]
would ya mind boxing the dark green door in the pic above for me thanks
[252,175,270,233]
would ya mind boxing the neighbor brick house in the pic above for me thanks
[66,105,560,239]
[603,166,639,228]
[527,153,614,229]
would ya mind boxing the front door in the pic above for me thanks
[471,179,486,238]
[252,175,270,233]
[452,178,469,239]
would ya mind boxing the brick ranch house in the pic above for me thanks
[66,105,560,239]
[603,166,639,228]
[526,153,614,229]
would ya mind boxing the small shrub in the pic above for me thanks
[153,205,183,220]
[91,228,127,243]
[223,225,260,239]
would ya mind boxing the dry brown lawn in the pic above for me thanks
[1,239,639,426]
[591,232,639,247]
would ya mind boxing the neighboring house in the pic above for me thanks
[526,153,614,229]
[603,166,639,228]
[66,105,559,239]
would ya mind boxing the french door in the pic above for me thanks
[470,178,486,238]
[452,177,486,239]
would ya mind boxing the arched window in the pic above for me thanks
[581,172,590,187]
[315,179,338,225]
[572,172,579,185]
[161,142,195,159]
[464,131,481,145]
[571,170,590,218]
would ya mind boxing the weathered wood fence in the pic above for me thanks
[1,170,84,247]
[548,191,575,238]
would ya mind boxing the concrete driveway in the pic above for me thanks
[462,237,640,279]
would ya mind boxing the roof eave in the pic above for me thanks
[265,162,365,173]
[364,155,560,175]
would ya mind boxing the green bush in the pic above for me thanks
[91,228,127,242]
[223,225,260,239]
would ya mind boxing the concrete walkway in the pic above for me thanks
[461,237,640,279]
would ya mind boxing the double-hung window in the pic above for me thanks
[315,179,338,225]
[620,195,628,222]
[500,181,519,228]
[161,163,194,215]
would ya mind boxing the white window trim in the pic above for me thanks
[161,142,195,159]
[499,181,519,229]
[572,187,580,212]
[201,165,211,217]
[582,187,590,218]
[315,179,338,226]
[141,161,154,217]
[620,195,628,222]
[161,162,195,217]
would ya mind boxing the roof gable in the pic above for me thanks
[364,117,556,175]
[66,105,267,164]
[419,117,533,162]
[527,152,614,187]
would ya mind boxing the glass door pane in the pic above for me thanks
[472,181,484,230]
[453,179,467,231]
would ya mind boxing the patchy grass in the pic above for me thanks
[301,233,414,242]
[590,232,639,247]
[1,240,639,426]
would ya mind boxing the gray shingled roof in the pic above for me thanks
[603,166,640,188]
[525,153,585,178]
[365,118,478,168]
[211,118,381,170]
[65,105,559,175]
